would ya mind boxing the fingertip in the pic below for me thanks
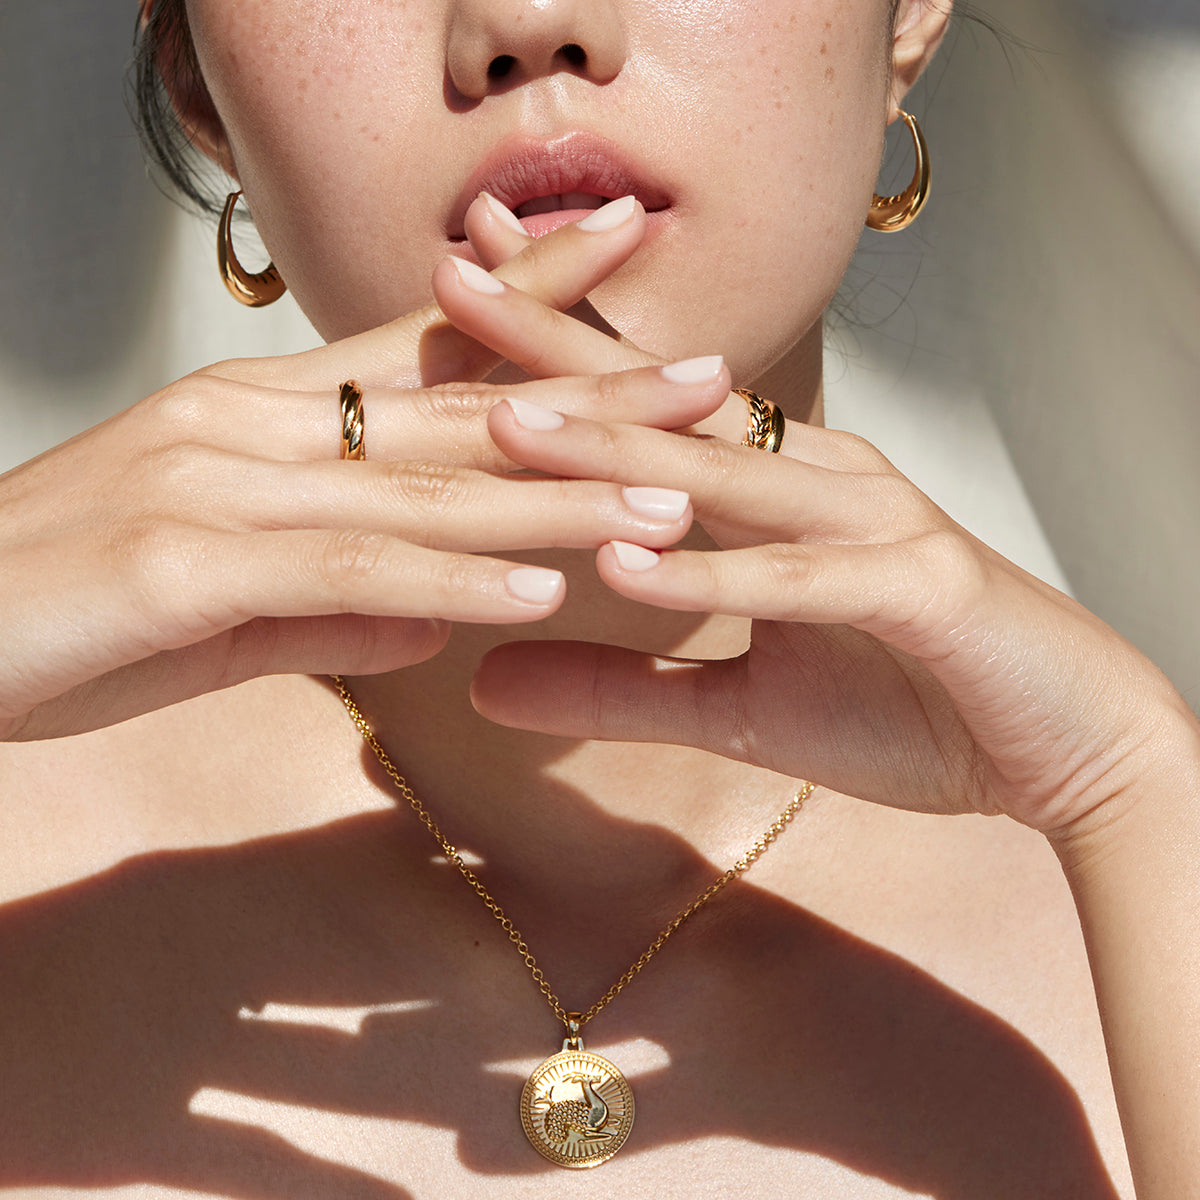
[576,194,640,233]
[497,396,566,432]
[465,192,531,270]
[415,617,454,657]
[346,617,453,674]
[469,641,558,729]
[446,254,506,296]
[505,566,566,607]
[660,355,726,386]
[479,191,528,237]
[606,541,663,573]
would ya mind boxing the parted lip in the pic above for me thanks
[447,131,673,240]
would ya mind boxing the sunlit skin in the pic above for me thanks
[186,0,895,386]
[0,0,1195,1196]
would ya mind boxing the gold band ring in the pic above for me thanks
[339,380,366,460]
[735,388,785,453]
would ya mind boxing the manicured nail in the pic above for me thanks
[505,397,565,431]
[661,355,724,384]
[481,192,527,235]
[505,567,565,604]
[449,255,505,296]
[577,195,637,232]
[622,486,689,521]
[610,541,661,572]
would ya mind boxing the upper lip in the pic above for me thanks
[447,131,673,239]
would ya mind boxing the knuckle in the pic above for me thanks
[827,429,891,471]
[439,551,483,600]
[688,435,738,487]
[911,527,984,592]
[192,356,258,385]
[509,236,557,283]
[136,441,231,517]
[386,460,466,519]
[592,370,626,413]
[115,518,194,600]
[757,543,812,599]
[586,422,624,478]
[862,473,935,533]
[143,377,217,443]
[882,529,989,651]
[318,529,392,599]
[424,383,492,425]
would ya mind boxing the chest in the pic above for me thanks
[0,713,1132,1198]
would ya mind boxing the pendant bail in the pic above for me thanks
[562,1012,584,1051]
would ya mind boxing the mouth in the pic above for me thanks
[448,132,673,242]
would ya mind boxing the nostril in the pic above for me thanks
[560,43,587,68]
[487,54,517,80]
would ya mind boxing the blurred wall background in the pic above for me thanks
[1,0,1197,702]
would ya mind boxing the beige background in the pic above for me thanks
[1,0,1196,701]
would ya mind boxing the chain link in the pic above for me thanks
[332,675,813,1032]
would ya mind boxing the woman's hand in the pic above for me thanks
[471,400,1200,837]
[454,219,1200,1199]
[0,197,735,742]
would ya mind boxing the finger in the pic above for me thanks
[433,250,659,381]
[487,400,936,544]
[1,529,571,738]
[281,196,651,391]
[179,361,731,469]
[192,529,574,626]
[471,639,747,756]
[592,533,994,661]
[465,191,531,269]
[206,459,694,552]
[16,615,451,740]
[493,390,905,475]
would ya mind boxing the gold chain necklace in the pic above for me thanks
[332,675,814,1169]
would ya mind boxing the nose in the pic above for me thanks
[446,0,627,102]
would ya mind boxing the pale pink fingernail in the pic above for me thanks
[481,192,527,235]
[506,567,565,604]
[449,255,505,296]
[505,398,565,431]
[661,355,725,384]
[622,486,689,521]
[610,542,661,572]
[577,195,637,232]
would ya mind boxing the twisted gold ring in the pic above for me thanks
[735,388,785,453]
[339,380,366,460]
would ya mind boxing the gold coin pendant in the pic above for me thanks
[520,1048,635,1168]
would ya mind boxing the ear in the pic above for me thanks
[889,0,953,117]
[143,0,238,181]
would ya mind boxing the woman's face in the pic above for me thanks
[184,0,902,384]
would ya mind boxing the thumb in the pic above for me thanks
[470,639,747,755]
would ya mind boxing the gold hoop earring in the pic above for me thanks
[217,191,286,307]
[866,111,931,233]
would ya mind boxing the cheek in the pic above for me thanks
[587,0,892,375]
[189,0,448,336]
